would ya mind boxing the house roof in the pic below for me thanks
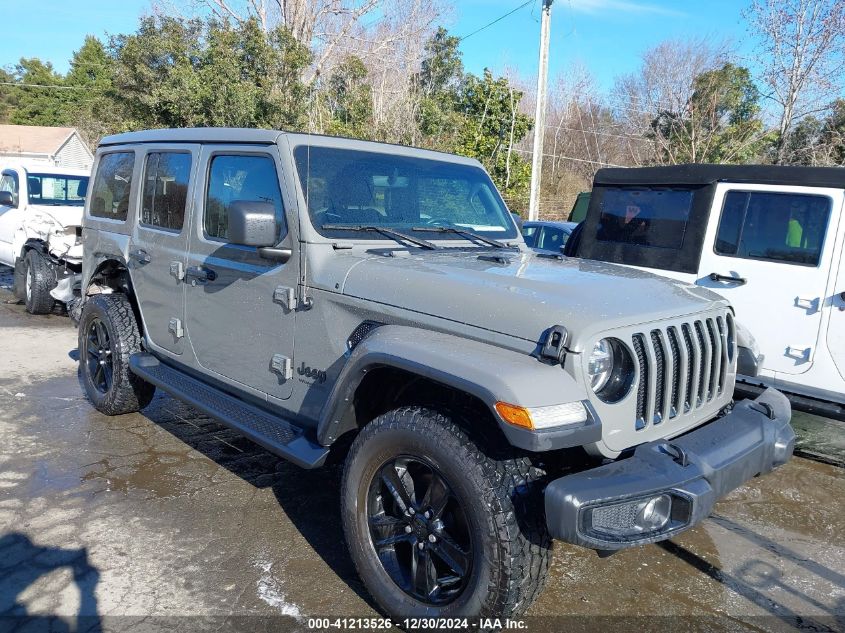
[0,125,81,155]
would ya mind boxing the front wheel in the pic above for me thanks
[78,293,155,415]
[23,250,57,314]
[341,407,551,620]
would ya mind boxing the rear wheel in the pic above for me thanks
[23,250,56,314]
[78,294,155,415]
[341,406,551,620]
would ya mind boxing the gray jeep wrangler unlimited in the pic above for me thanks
[76,128,794,620]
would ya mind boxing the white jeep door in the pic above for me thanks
[696,183,844,376]
[0,169,23,266]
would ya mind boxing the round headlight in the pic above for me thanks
[587,337,635,403]
[588,338,614,392]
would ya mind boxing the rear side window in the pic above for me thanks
[204,154,285,242]
[596,188,694,249]
[90,152,135,221]
[715,191,831,266]
[141,152,192,231]
[537,227,568,251]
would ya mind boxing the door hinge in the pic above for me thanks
[271,354,294,379]
[168,317,184,339]
[274,285,297,311]
[170,261,185,281]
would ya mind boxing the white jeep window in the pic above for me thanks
[715,191,831,266]
[90,152,135,221]
[141,152,192,231]
[204,154,286,242]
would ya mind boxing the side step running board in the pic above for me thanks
[129,353,329,469]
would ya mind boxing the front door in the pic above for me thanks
[184,145,297,401]
[0,169,22,265]
[696,183,844,376]
[129,146,198,356]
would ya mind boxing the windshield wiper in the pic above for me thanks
[411,225,509,249]
[321,224,438,250]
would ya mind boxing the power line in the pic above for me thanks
[459,0,536,42]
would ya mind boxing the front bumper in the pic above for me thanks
[544,388,794,550]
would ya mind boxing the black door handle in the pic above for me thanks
[130,249,151,265]
[709,272,747,285]
[185,266,217,283]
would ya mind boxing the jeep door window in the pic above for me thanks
[26,174,88,206]
[715,191,831,266]
[596,188,694,249]
[204,154,286,242]
[293,146,517,241]
[0,172,18,207]
[90,152,135,221]
[141,152,192,231]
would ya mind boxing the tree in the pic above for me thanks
[613,37,733,165]
[454,69,532,198]
[109,16,311,130]
[0,68,20,123]
[64,36,117,145]
[415,27,464,143]
[783,98,845,164]
[9,59,68,127]
[745,0,845,163]
[322,55,372,138]
[650,64,767,164]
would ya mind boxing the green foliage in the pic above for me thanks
[651,63,767,163]
[416,28,464,142]
[109,16,311,130]
[10,58,68,126]
[323,56,372,138]
[453,70,532,197]
[782,98,845,165]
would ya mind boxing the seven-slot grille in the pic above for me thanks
[631,313,734,430]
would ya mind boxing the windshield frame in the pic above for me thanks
[26,172,89,207]
[291,143,519,244]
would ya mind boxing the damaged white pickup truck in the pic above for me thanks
[0,164,89,314]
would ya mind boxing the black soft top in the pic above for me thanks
[594,164,845,190]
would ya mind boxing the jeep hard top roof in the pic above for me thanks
[594,163,845,190]
[98,127,481,167]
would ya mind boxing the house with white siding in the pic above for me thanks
[0,125,94,171]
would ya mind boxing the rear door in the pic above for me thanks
[128,145,198,356]
[696,183,844,375]
[183,145,298,400]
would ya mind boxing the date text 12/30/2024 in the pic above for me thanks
[307,618,528,630]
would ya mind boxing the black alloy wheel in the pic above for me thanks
[367,455,472,605]
[84,317,114,394]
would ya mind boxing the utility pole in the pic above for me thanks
[528,0,553,222]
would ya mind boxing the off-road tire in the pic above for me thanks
[78,293,155,415]
[23,250,56,314]
[12,256,26,302]
[341,406,551,620]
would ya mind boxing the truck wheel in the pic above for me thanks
[78,294,155,415]
[23,250,57,314]
[341,406,551,620]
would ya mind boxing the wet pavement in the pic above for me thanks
[0,264,843,632]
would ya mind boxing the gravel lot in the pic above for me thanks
[0,264,843,632]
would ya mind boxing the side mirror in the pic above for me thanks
[0,191,14,207]
[227,201,278,247]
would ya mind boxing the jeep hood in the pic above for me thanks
[339,250,727,349]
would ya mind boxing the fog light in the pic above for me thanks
[588,494,672,538]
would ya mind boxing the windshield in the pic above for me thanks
[27,173,89,207]
[293,145,518,241]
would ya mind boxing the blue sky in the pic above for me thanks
[0,0,752,91]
